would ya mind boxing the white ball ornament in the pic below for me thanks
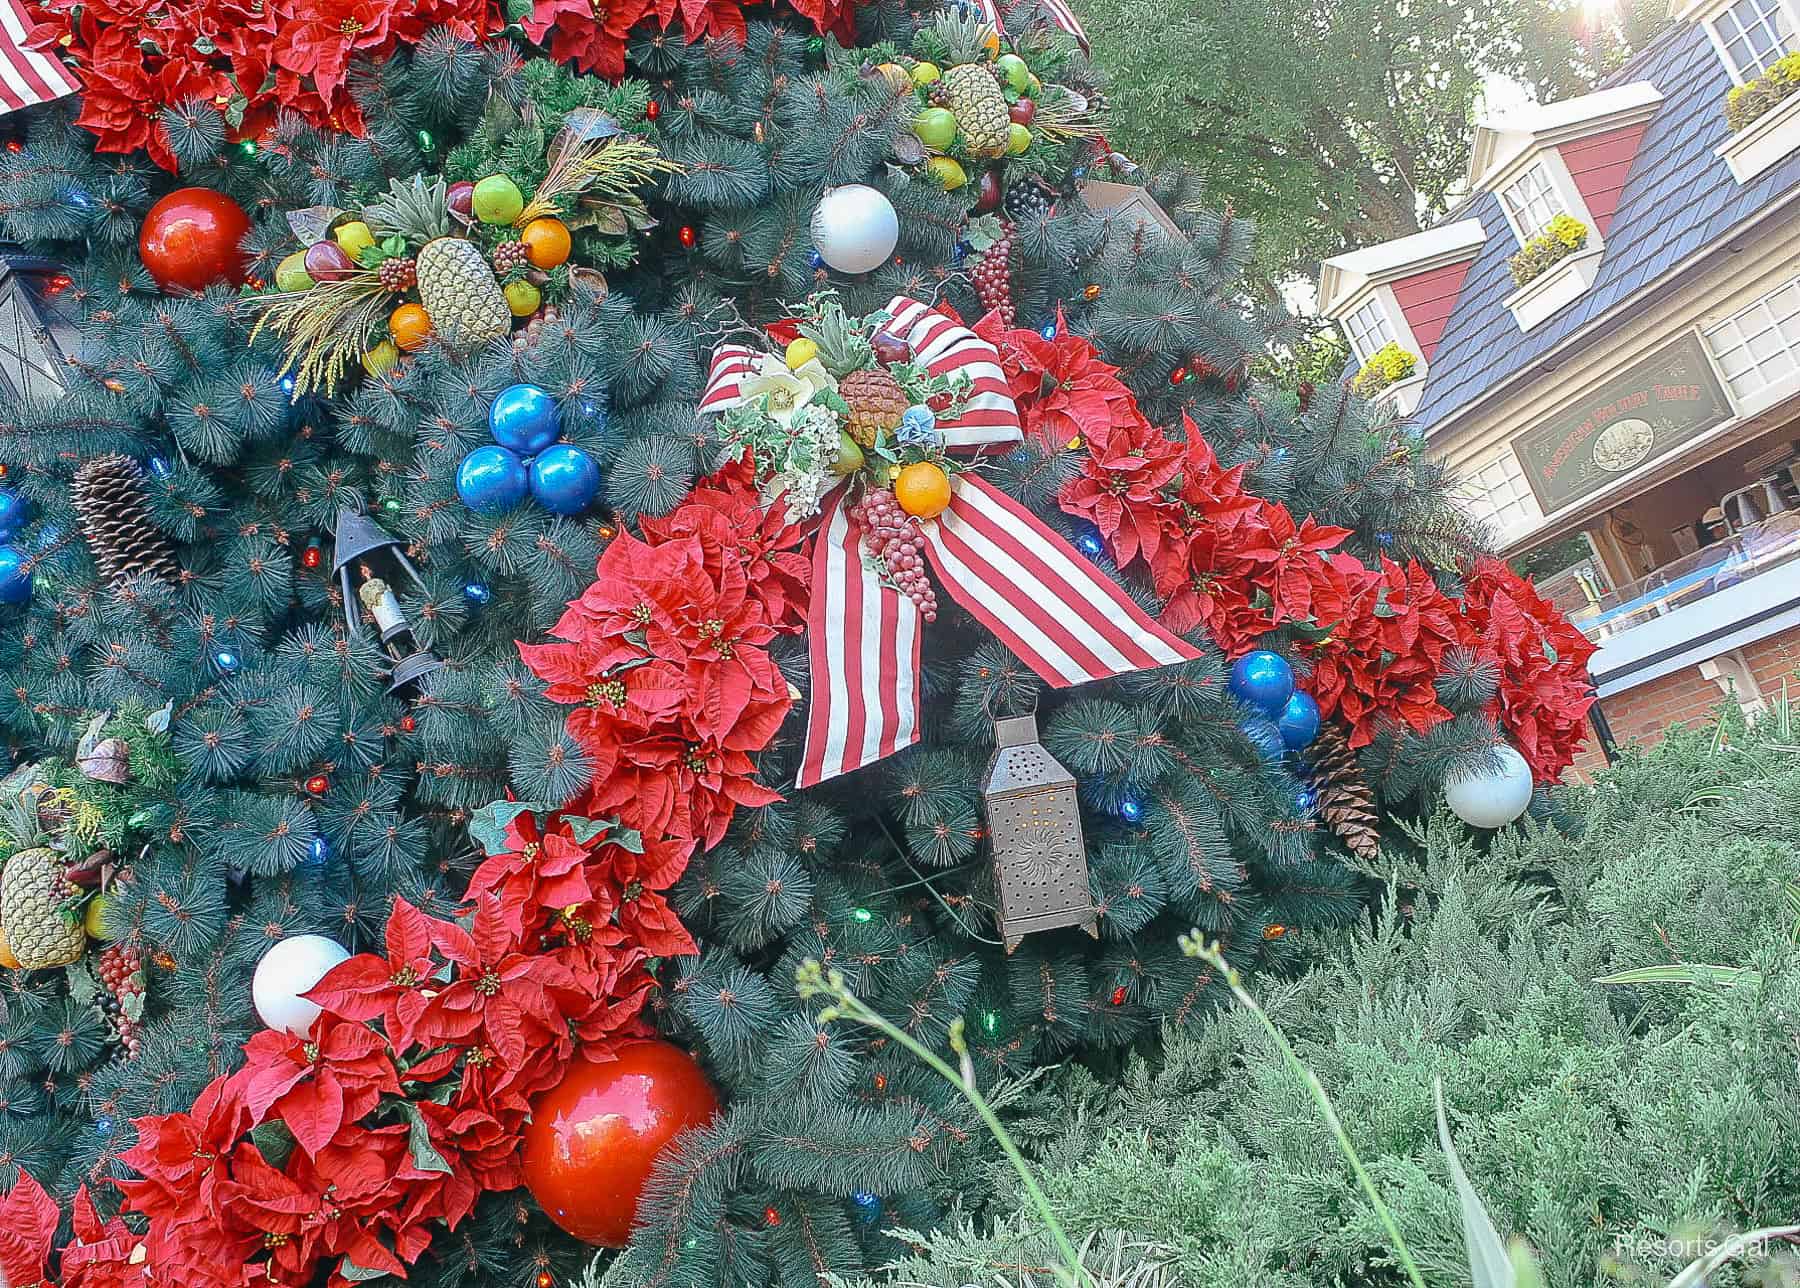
[253,934,352,1036]
[1443,744,1534,829]
[809,184,900,274]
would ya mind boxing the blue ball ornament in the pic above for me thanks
[489,383,560,455]
[1039,321,1057,340]
[1229,649,1294,717]
[463,580,492,606]
[456,445,530,514]
[1073,523,1105,558]
[1276,690,1320,751]
[528,444,602,516]
[1239,715,1286,761]
[808,249,826,270]
[0,488,30,542]
[851,1191,883,1225]
[0,546,30,605]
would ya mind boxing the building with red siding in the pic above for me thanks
[1317,0,1800,774]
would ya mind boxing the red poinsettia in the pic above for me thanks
[1460,558,1598,779]
[1307,555,1463,745]
[61,1184,151,1288]
[238,1016,402,1157]
[305,896,438,1052]
[521,0,653,80]
[0,1169,62,1288]
[978,310,1150,452]
[425,895,582,1073]
[1058,413,1184,570]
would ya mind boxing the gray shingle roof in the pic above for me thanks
[1411,22,1800,431]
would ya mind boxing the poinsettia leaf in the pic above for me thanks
[395,1101,454,1175]
[338,1255,392,1282]
[468,800,546,856]
[608,822,645,855]
[562,815,615,846]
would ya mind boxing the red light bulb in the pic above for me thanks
[300,543,322,569]
[1170,366,1188,386]
[399,715,416,733]
[645,100,661,121]
[764,1207,782,1227]
[678,225,697,249]
[1109,986,1127,1006]
[304,773,329,796]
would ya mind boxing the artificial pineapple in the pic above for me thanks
[799,299,905,448]
[365,176,511,349]
[0,789,83,970]
[930,11,1010,158]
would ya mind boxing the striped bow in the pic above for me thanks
[703,296,1197,786]
[0,0,78,117]
[969,0,1090,52]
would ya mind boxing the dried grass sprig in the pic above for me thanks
[246,273,394,399]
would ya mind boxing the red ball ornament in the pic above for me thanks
[138,187,251,293]
[521,1040,720,1247]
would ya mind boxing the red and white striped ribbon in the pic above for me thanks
[0,0,78,117]
[970,0,1091,52]
[699,298,1022,445]
[797,474,1199,786]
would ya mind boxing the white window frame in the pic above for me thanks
[1458,450,1544,543]
[1703,275,1800,416]
[1703,0,1800,83]
[1341,296,1399,366]
[1497,161,1567,245]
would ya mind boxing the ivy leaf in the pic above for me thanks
[250,1119,296,1170]
[467,800,546,856]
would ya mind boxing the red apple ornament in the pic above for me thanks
[521,1040,720,1247]
[303,241,355,283]
[447,181,476,223]
[138,187,251,293]
[1009,98,1035,125]
[974,169,1002,213]
[871,331,912,365]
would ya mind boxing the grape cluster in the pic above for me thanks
[491,241,530,274]
[97,943,145,1058]
[970,222,1015,327]
[378,255,417,293]
[851,490,938,622]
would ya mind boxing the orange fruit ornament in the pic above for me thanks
[389,302,432,352]
[0,926,19,969]
[521,218,572,269]
[894,461,952,518]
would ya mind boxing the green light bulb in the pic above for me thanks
[416,129,435,153]
[982,1010,999,1034]
[236,139,257,158]
[852,907,872,923]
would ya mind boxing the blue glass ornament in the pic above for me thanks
[306,834,332,865]
[463,580,492,606]
[808,249,826,270]
[489,383,561,455]
[1116,794,1145,824]
[1229,649,1294,717]
[0,546,30,606]
[528,444,602,516]
[851,1191,882,1225]
[95,1114,115,1138]
[1073,523,1105,558]
[1039,321,1057,340]
[0,487,30,542]
[1239,715,1286,761]
[213,647,242,676]
[898,404,938,446]
[456,445,530,514]
[148,455,173,480]
[1276,690,1320,751]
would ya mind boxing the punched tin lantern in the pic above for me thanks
[331,505,444,696]
[983,712,1098,952]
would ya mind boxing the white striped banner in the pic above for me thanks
[797,475,1198,786]
[970,0,1091,53]
[0,0,78,117]
[880,295,1020,446]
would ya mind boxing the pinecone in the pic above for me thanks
[491,241,529,275]
[378,256,417,293]
[1002,180,1052,224]
[1305,724,1380,861]
[839,367,907,448]
[970,222,1015,327]
[71,454,180,587]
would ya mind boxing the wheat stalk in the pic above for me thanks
[518,135,684,226]
[246,273,394,399]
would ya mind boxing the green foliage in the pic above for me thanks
[862,714,1800,1286]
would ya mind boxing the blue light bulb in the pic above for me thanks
[279,375,295,394]
[463,581,491,606]
[148,455,172,479]
[1117,795,1145,824]
[307,834,332,865]
[850,1191,882,1224]
[1039,321,1057,340]
[808,249,825,270]
[95,1114,115,1137]
[213,648,242,676]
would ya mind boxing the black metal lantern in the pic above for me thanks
[0,249,78,400]
[331,505,444,697]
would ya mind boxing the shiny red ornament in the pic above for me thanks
[678,225,697,249]
[138,187,251,293]
[521,1040,720,1247]
[645,100,661,121]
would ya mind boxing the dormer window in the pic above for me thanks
[1498,162,1566,244]
[1708,0,1797,82]
[1341,298,1398,365]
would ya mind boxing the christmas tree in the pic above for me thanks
[0,0,1598,1283]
